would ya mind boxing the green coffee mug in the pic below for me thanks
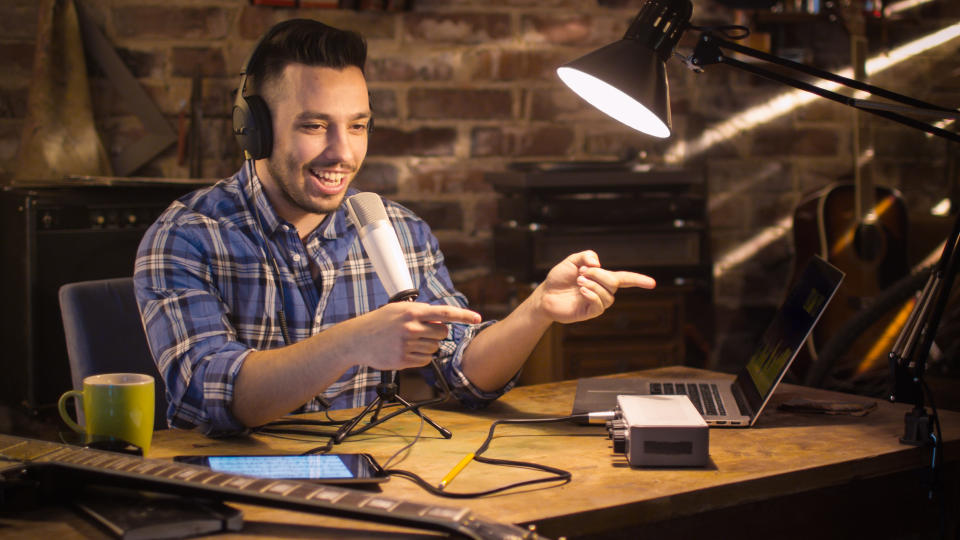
[58,373,155,454]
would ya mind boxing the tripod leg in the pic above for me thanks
[333,397,383,444]
[393,395,452,439]
[370,398,386,423]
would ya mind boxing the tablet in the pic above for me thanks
[173,453,389,485]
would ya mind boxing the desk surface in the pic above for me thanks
[151,366,959,538]
[5,366,959,539]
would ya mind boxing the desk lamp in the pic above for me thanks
[557,0,959,446]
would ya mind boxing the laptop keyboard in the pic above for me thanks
[650,382,726,417]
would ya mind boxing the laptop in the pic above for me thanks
[572,255,844,427]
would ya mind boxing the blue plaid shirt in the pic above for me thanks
[134,161,509,435]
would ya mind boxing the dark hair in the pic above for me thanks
[247,19,367,95]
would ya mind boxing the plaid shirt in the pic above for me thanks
[134,161,508,435]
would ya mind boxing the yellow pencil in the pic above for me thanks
[437,452,475,490]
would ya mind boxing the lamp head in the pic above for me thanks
[557,0,692,138]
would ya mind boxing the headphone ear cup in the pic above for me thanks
[233,94,273,160]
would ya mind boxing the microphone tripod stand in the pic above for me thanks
[333,290,453,444]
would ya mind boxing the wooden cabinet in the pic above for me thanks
[488,167,713,385]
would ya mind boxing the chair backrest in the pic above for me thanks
[59,277,168,430]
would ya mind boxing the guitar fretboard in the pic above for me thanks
[0,434,540,540]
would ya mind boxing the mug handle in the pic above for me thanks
[58,390,85,434]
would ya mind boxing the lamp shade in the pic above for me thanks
[557,38,672,138]
[557,0,691,138]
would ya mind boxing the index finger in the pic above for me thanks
[416,304,483,325]
[614,271,656,289]
[580,267,657,291]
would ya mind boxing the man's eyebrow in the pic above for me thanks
[295,112,372,122]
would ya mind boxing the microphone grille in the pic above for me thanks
[346,192,388,227]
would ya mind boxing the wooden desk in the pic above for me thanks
[4,366,959,539]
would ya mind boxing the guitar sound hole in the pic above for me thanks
[854,223,886,262]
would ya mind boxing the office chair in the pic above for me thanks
[59,277,168,430]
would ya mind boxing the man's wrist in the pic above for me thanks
[518,285,555,332]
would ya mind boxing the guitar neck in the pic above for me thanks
[0,434,543,540]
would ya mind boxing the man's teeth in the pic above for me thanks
[312,170,344,184]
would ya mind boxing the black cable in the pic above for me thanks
[384,414,590,498]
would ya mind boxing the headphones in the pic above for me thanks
[232,22,288,161]
[232,20,374,161]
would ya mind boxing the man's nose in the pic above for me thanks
[323,125,354,164]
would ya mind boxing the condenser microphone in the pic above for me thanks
[345,192,419,302]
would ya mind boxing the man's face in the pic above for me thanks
[257,63,370,230]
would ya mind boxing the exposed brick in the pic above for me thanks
[416,0,591,6]
[873,125,943,161]
[171,47,228,78]
[408,88,512,120]
[749,193,798,230]
[528,88,596,122]
[354,161,399,194]
[751,127,841,157]
[470,125,575,157]
[113,6,231,40]
[366,54,455,82]
[495,50,572,81]
[403,13,510,44]
[407,163,492,194]
[369,126,456,157]
[707,194,750,229]
[471,196,499,232]
[237,6,395,40]
[707,160,791,194]
[370,88,398,119]
[463,49,494,81]
[395,200,463,230]
[520,14,591,46]
[111,48,166,80]
[520,14,627,46]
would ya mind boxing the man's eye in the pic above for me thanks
[351,123,368,132]
[302,123,326,131]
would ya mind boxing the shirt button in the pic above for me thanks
[291,253,301,263]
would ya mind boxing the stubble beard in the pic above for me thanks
[266,154,355,217]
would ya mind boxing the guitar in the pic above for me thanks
[790,0,910,385]
[0,434,546,540]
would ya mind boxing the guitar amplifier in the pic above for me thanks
[0,180,208,411]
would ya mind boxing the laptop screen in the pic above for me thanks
[736,256,845,413]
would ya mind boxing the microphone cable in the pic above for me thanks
[384,414,593,499]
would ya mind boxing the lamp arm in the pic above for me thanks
[690,33,960,143]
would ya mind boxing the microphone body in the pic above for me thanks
[345,192,419,302]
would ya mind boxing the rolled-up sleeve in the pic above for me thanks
[411,223,517,407]
[134,213,251,435]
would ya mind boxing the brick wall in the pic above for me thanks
[1,0,958,369]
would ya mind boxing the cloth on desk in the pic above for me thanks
[778,397,878,416]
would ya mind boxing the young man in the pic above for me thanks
[134,19,656,435]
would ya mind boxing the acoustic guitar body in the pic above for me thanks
[791,182,909,383]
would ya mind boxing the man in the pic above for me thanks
[134,19,656,436]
